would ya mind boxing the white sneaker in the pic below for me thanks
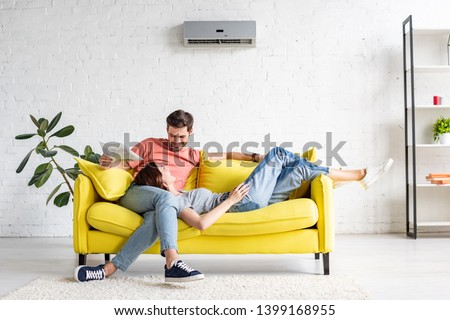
[333,182,349,189]
[359,158,393,190]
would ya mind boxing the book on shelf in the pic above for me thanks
[426,173,450,184]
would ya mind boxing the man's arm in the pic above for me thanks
[99,155,132,170]
[206,151,263,162]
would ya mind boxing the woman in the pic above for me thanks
[134,147,393,230]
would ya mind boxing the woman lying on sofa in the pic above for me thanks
[135,146,393,231]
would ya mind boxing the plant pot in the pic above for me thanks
[439,133,450,144]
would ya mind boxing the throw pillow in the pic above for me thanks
[75,158,133,201]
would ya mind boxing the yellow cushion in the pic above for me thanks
[202,198,318,236]
[184,167,198,191]
[75,158,133,201]
[87,202,201,240]
[198,158,257,192]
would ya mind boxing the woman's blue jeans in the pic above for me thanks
[111,185,179,271]
[229,147,329,212]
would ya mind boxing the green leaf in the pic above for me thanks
[46,183,63,205]
[87,153,100,164]
[65,168,81,180]
[28,163,53,188]
[37,129,46,137]
[54,145,79,157]
[47,112,62,133]
[16,149,34,173]
[54,192,70,207]
[49,125,75,138]
[35,141,46,154]
[39,119,49,132]
[84,145,93,157]
[15,133,37,140]
[35,165,53,188]
[37,149,57,158]
[30,115,40,128]
[35,162,50,174]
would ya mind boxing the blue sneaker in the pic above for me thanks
[164,260,204,282]
[74,265,105,282]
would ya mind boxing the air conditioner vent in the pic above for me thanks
[183,21,256,47]
[187,39,254,46]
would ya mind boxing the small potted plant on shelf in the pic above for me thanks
[433,116,450,144]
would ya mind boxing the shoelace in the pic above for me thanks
[175,261,195,273]
[85,268,104,280]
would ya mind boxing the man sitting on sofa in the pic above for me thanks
[75,109,263,283]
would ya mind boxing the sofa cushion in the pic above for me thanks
[75,158,133,201]
[198,159,257,192]
[87,202,201,240]
[87,198,318,239]
[202,198,319,236]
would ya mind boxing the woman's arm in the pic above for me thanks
[179,183,250,230]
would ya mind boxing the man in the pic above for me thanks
[74,110,261,283]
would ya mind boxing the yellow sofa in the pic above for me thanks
[73,152,334,275]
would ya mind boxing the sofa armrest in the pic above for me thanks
[73,174,101,254]
[310,174,335,253]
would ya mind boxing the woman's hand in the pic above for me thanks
[227,183,250,205]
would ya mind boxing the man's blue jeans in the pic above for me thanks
[111,185,179,271]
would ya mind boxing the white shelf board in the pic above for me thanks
[413,29,450,35]
[407,105,450,109]
[416,183,450,187]
[408,144,450,148]
[417,221,450,227]
[407,66,450,73]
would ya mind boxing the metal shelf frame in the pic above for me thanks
[403,15,450,238]
[403,15,417,238]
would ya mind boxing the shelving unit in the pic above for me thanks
[403,15,450,238]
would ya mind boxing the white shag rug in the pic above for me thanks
[2,274,368,300]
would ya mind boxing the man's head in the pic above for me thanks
[166,110,194,151]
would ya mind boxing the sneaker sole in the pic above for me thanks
[74,265,86,282]
[165,274,205,283]
[362,158,394,190]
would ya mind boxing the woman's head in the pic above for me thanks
[134,162,174,190]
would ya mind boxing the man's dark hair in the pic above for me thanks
[166,109,194,131]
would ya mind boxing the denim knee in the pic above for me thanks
[156,192,179,215]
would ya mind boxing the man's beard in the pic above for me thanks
[167,141,187,152]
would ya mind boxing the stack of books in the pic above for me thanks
[426,173,450,184]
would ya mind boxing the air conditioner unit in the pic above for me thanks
[183,21,256,47]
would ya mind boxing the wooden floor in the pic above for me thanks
[1,233,449,299]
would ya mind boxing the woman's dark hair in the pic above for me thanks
[166,109,194,131]
[134,162,167,190]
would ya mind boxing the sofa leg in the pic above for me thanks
[314,253,320,260]
[78,254,87,266]
[105,254,110,263]
[323,253,330,275]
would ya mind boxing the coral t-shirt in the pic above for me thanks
[128,138,201,190]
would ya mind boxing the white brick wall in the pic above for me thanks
[2,0,450,236]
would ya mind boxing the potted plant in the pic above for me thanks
[433,116,450,144]
[15,112,100,207]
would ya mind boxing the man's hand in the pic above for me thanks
[99,155,114,168]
